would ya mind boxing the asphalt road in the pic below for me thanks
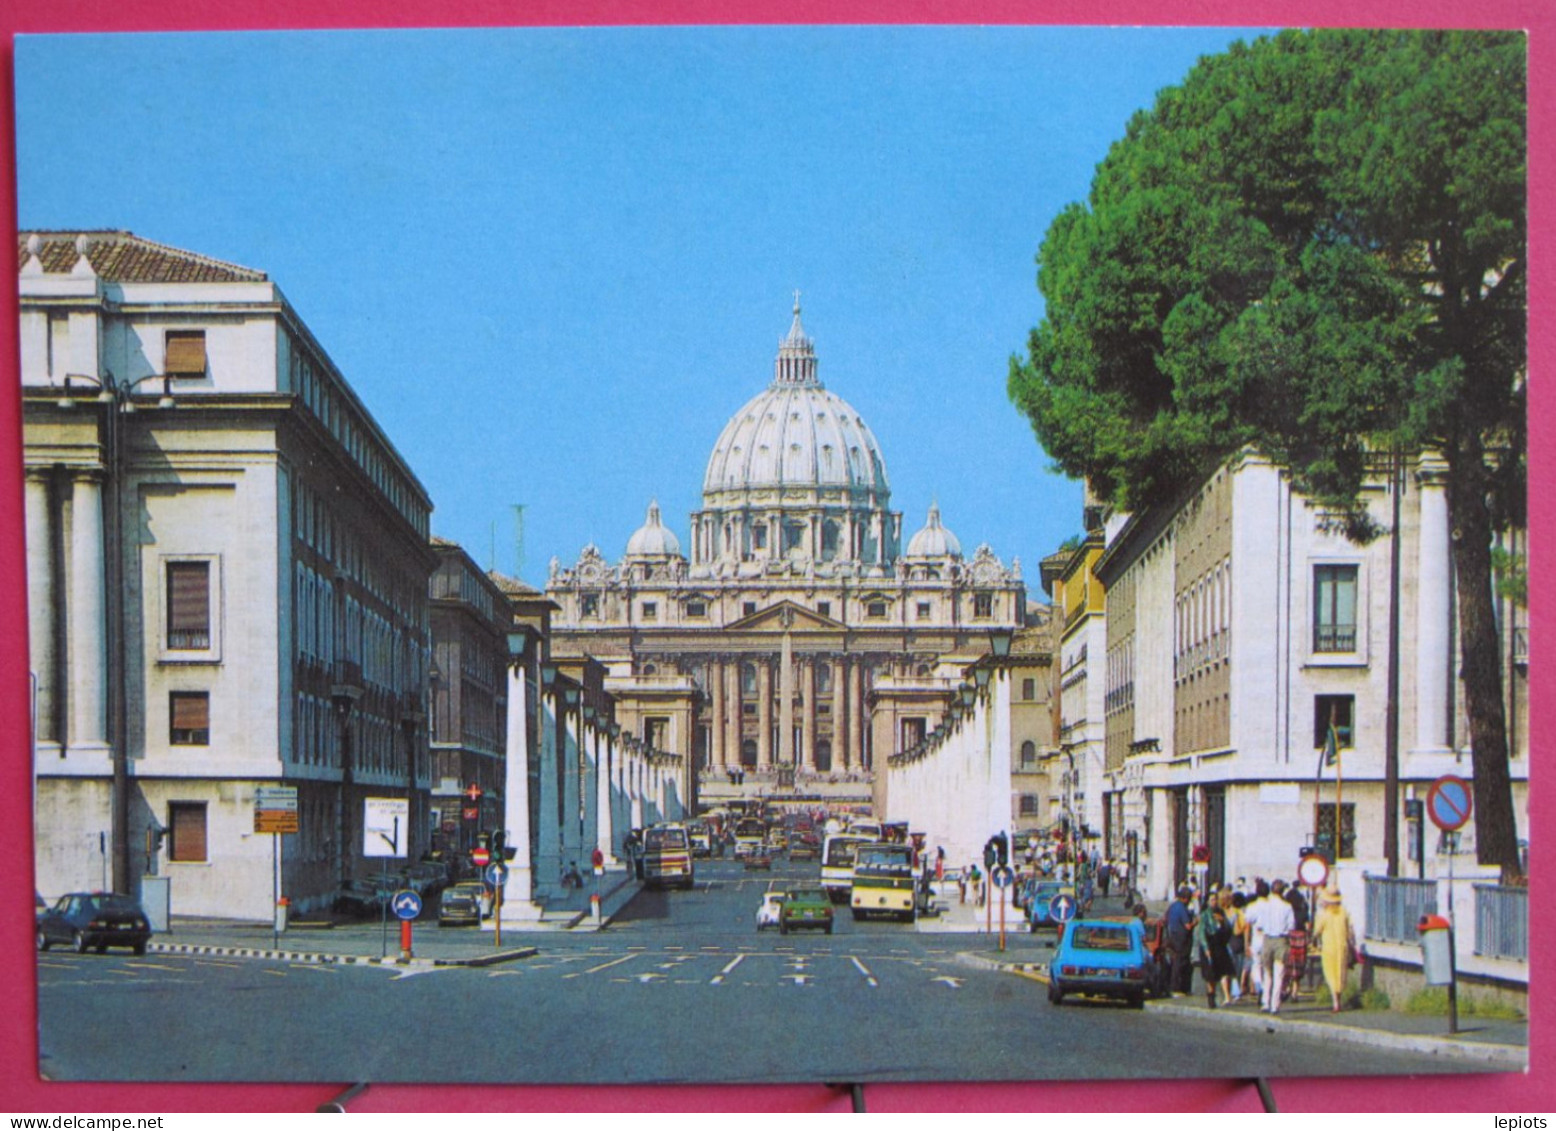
[37,857,1476,1084]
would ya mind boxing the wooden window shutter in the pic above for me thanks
[170,802,208,862]
[165,331,207,377]
[167,562,211,649]
[170,692,210,744]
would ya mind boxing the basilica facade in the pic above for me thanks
[546,301,1025,809]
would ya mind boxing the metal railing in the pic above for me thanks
[1364,875,1437,943]
[1474,884,1528,961]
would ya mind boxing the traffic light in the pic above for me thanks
[491,829,508,860]
[995,833,1009,867]
[983,837,998,870]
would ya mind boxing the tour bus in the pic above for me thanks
[850,841,917,921]
[848,819,883,841]
[732,816,767,857]
[641,822,696,889]
[820,833,871,904]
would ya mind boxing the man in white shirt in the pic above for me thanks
[1247,878,1296,1012]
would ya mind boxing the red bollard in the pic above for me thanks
[399,918,413,961]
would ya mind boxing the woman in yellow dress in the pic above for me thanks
[1313,886,1356,1011]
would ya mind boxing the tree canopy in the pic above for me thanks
[1010,29,1526,875]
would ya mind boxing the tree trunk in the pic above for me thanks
[1444,443,1522,881]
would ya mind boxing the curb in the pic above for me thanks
[1145,999,1529,1068]
[962,951,1527,1068]
[149,941,537,968]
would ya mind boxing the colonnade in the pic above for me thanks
[882,666,1012,869]
[699,651,870,771]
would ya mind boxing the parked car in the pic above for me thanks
[779,884,834,935]
[789,835,819,861]
[756,887,787,930]
[438,881,488,926]
[1047,919,1152,1008]
[37,892,151,955]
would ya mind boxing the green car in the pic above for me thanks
[779,884,834,934]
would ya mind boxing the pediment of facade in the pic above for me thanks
[726,599,845,632]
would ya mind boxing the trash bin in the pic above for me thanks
[1418,913,1453,985]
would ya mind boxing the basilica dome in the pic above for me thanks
[702,300,890,501]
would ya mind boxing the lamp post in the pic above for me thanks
[56,369,176,894]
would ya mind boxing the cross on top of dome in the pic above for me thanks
[775,292,819,388]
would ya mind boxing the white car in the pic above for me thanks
[756,891,787,930]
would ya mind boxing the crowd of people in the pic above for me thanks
[1145,875,1358,1014]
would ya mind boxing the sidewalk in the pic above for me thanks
[147,873,645,968]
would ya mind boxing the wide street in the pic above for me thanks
[36,856,1478,1085]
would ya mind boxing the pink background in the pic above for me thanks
[1,0,1549,1113]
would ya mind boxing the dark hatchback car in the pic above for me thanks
[37,893,152,955]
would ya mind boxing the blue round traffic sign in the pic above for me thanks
[391,890,423,920]
[1049,893,1077,923]
[485,862,509,886]
[1426,775,1472,832]
[992,865,1014,889]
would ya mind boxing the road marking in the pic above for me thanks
[564,954,638,980]
[297,964,338,974]
[710,954,746,984]
[632,972,666,983]
[783,974,811,986]
[931,976,964,989]
[125,961,181,971]
[850,956,879,987]
[106,968,139,977]
[262,969,287,978]
[194,959,242,969]
[392,966,457,981]
[664,945,683,952]
[488,970,524,978]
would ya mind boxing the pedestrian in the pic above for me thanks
[1285,879,1311,936]
[957,867,967,905]
[1164,884,1198,997]
[970,864,985,907]
[1098,859,1113,898]
[1115,857,1131,904]
[1228,890,1250,1002]
[1247,879,1295,1013]
[1245,878,1267,1001]
[1312,885,1357,1012]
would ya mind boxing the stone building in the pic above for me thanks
[546,300,1025,811]
[21,230,435,918]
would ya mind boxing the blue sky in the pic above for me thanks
[15,26,1263,590]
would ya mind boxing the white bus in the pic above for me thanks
[820,833,871,904]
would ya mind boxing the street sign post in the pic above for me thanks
[1424,774,1472,1035]
[252,786,299,948]
[1297,853,1330,890]
[992,865,1014,952]
[391,890,421,961]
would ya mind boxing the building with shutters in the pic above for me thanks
[20,230,436,918]
[545,299,1026,821]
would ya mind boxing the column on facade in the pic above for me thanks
[628,749,644,831]
[848,658,865,770]
[833,655,850,769]
[725,659,742,768]
[26,471,56,746]
[779,631,794,768]
[1415,464,1452,751]
[561,699,583,876]
[709,658,726,768]
[800,657,816,771]
[68,473,107,750]
[757,657,773,768]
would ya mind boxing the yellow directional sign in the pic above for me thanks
[254,810,300,834]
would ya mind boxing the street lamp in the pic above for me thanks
[55,368,178,893]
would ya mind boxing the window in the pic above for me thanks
[743,601,757,617]
[974,593,994,619]
[1315,802,1357,860]
[742,663,758,695]
[752,525,767,550]
[685,601,707,618]
[1022,678,1037,702]
[866,600,887,619]
[901,717,926,747]
[817,663,833,693]
[821,521,840,560]
[1313,565,1359,652]
[164,330,207,378]
[169,801,208,862]
[580,593,599,618]
[166,561,211,650]
[641,601,657,621]
[170,692,210,745]
[1314,694,1355,750]
[1020,739,1038,770]
[645,717,669,749]
[1019,794,1040,817]
[916,601,931,620]
[817,601,831,618]
[741,739,758,768]
[782,521,805,554]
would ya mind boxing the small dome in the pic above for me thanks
[626,500,682,557]
[907,502,961,558]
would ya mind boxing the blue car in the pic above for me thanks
[1047,918,1152,1008]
